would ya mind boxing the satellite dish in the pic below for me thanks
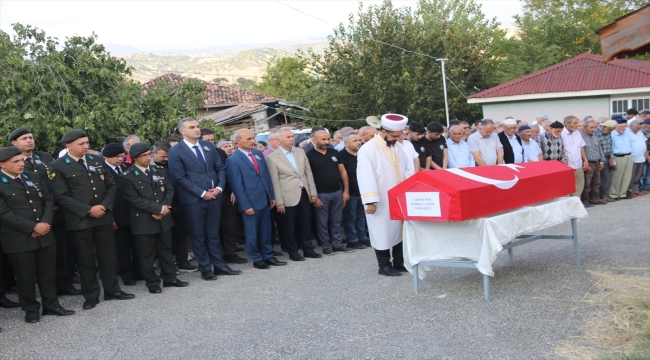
[366,116,381,129]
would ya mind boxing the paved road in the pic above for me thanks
[1,196,648,359]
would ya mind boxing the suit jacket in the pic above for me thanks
[119,165,174,235]
[498,132,524,164]
[167,140,226,205]
[0,171,56,254]
[49,153,116,230]
[225,149,275,212]
[301,141,314,152]
[106,161,131,226]
[266,146,317,207]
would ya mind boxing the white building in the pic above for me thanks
[467,53,650,122]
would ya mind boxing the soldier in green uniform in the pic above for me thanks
[119,143,189,293]
[49,130,135,310]
[9,127,80,296]
[0,146,76,323]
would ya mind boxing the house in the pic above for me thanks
[596,3,650,61]
[141,73,278,118]
[467,53,650,121]
[141,73,308,133]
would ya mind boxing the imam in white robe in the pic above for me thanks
[357,135,414,250]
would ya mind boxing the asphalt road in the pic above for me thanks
[1,196,648,359]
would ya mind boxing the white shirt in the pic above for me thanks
[560,128,586,169]
[105,161,122,174]
[334,142,345,151]
[505,133,525,163]
[282,147,304,187]
[521,139,542,162]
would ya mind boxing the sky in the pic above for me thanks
[0,0,522,52]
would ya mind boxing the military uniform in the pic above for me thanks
[49,151,122,299]
[0,170,61,312]
[21,150,77,294]
[119,163,179,290]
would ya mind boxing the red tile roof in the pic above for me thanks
[141,73,277,107]
[468,53,650,100]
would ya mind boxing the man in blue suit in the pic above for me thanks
[168,118,242,280]
[226,129,286,269]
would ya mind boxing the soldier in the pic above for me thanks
[120,143,189,293]
[0,146,76,323]
[102,143,141,285]
[8,127,81,296]
[49,130,135,310]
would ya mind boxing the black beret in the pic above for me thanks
[550,121,564,129]
[0,146,23,162]
[8,128,31,142]
[129,142,150,159]
[102,143,125,158]
[60,129,88,144]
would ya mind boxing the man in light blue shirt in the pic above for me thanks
[608,116,634,200]
[446,125,474,168]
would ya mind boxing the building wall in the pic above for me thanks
[481,96,610,123]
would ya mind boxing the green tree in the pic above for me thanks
[304,0,505,124]
[256,55,315,104]
[493,0,649,83]
[0,23,209,153]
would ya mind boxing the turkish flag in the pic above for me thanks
[388,161,575,222]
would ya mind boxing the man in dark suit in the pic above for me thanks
[168,118,240,280]
[102,143,140,286]
[120,143,189,293]
[226,129,285,269]
[498,119,525,164]
[202,130,247,265]
[0,146,75,323]
[49,130,135,310]
[9,127,80,296]
[151,141,197,272]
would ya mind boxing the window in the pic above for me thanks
[612,100,628,114]
[631,98,650,111]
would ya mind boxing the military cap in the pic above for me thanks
[550,121,564,129]
[102,143,125,158]
[0,146,23,162]
[129,142,150,159]
[60,129,88,144]
[8,128,31,142]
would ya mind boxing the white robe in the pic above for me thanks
[357,135,414,250]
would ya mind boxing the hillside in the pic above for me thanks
[121,41,328,84]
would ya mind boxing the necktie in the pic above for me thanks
[15,177,23,186]
[25,158,32,166]
[115,166,121,174]
[78,158,86,169]
[248,153,260,174]
[192,146,207,170]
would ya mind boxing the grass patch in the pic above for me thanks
[557,270,650,360]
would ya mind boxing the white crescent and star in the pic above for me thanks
[444,164,524,190]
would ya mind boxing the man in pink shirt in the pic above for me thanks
[262,131,279,158]
[561,115,590,199]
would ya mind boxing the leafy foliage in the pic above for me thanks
[0,24,207,153]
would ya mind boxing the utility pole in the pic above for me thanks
[436,58,450,128]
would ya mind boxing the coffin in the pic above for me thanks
[388,161,576,222]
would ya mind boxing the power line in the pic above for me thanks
[273,0,467,100]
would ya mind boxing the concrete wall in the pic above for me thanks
[481,96,610,123]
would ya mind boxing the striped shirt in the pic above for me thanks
[594,126,613,160]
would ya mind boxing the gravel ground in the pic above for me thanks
[0,196,648,359]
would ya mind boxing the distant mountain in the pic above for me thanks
[105,44,142,55]
[120,41,328,84]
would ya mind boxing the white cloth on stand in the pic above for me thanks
[403,197,587,277]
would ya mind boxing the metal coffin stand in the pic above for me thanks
[412,218,581,301]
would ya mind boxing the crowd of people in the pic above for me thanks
[1,108,648,330]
